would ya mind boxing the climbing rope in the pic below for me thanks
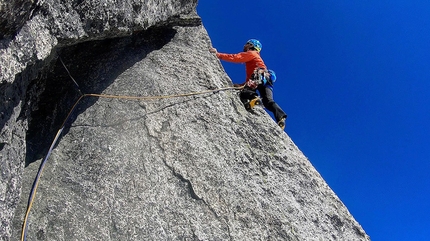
[20,62,243,240]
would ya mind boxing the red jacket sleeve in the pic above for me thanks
[216,51,266,84]
[216,52,256,63]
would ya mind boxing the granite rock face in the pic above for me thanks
[1,0,369,240]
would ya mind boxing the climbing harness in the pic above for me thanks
[20,58,244,241]
[246,68,275,89]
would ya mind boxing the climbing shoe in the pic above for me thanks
[244,97,261,111]
[278,117,286,130]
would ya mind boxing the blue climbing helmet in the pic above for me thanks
[267,69,276,84]
[246,39,262,52]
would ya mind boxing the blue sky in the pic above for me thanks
[197,1,430,240]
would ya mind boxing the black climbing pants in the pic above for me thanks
[240,85,287,122]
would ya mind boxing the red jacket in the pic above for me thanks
[216,51,266,85]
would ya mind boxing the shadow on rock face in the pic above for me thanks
[24,26,177,166]
[0,0,37,41]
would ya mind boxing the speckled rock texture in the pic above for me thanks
[1,0,369,240]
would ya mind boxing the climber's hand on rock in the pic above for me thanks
[209,47,217,54]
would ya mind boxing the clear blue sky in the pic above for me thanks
[197,1,430,240]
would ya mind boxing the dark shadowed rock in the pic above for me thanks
[1,0,197,239]
[0,0,36,39]
[1,0,369,240]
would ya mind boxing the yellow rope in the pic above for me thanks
[21,84,243,241]
[85,85,243,100]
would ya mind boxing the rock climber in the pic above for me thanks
[209,39,287,130]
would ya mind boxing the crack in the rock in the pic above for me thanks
[161,159,234,240]
[0,142,6,151]
[162,13,202,28]
[171,168,202,201]
[146,117,233,239]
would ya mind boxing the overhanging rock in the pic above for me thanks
[1,0,198,239]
